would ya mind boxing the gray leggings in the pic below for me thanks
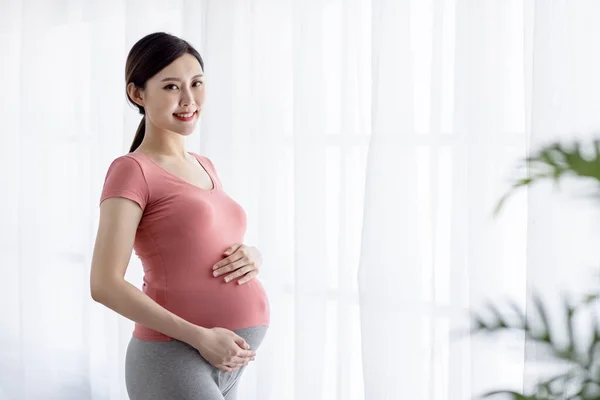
[125,326,268,400]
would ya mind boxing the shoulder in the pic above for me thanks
[189,151,210,162]
[189,152,217,170]
[104,154,147,176]
[100,153,150,208]
[102,153,149,189]
[106,153,142,167]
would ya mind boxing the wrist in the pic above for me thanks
[180,322,208,348]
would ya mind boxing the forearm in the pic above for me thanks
[91,279,205,346]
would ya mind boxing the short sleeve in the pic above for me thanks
[100,156,149,210]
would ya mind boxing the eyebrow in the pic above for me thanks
[160,74,204,82]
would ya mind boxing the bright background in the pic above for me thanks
[2,0,600,399]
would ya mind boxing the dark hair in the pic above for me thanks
[125,32,204,153]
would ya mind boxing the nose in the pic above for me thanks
[180,88,195,108]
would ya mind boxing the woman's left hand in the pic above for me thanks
[213,244,262,285]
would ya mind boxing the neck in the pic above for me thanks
[138,123,188,159]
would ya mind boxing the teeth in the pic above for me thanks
[175,112,194,118]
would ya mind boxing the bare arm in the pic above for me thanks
[89,197,203,346]
[90,196,255,371]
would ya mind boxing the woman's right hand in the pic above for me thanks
[192,327,256,372]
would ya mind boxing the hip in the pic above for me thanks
[125,325,268,399]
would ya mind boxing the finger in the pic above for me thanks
[215,259,249,278]
[224,243,241,256]
[213,252,244,272]
[213,253,245,275]
[213,259,245,278]
[229,356,251,365]
[224,361,242,369]
[240,349,256,358]
[225,266,255,284]
[234,336,251,351]
[233,346,256,359]
[227,245,249,261]
[224,266,256,283]
[237,270,259,285]
[220,365,236,372]
[224,243,242,256]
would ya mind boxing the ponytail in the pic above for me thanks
[129,116,146,153]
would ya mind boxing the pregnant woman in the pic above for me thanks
[89,32,270,400]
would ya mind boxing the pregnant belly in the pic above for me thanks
[165,277,271,331]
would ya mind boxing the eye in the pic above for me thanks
[164,81,203,90]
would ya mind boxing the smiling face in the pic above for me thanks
[128,53,205,137]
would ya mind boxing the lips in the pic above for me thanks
[173,110,197,122]
[174,111,195,117]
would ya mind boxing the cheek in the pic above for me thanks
[147,106,169,124]
[196,90,206,105]
[147,95,175,119]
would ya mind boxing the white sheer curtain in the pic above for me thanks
[361,1,600,399]
[361,1,530,397]
[1,1,599,399]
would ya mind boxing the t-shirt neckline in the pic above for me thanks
[131,151,217,193]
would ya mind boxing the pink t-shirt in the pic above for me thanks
[99,152,270,341]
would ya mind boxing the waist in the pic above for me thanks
[137,278,271,341]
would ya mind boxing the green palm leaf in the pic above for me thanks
[494,139,600,216]
[476,137,600,399]
[480,390,538,399]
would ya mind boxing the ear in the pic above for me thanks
[127,82,145,107]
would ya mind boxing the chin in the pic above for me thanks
[171,127,196,137]
[180,129,196,137]
[162,121,199,136]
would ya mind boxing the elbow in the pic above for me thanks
[90,277,118,303]
[90,283,106,303]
